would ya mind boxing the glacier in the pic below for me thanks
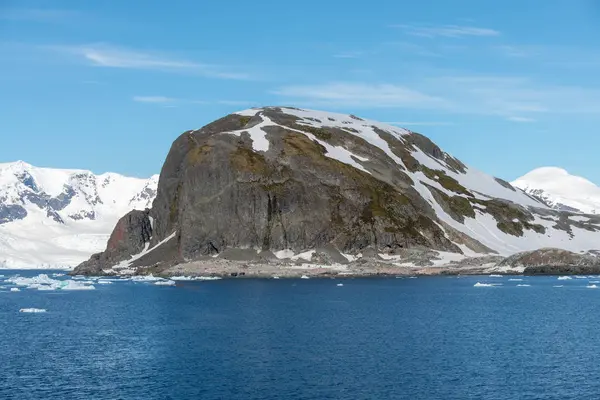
[0,161,158,269]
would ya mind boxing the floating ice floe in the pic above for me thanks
[300,275,310,279]
[51,273,65,277]
[130,274,164,282]
[170,276,222,281]
[10,287,20,292]
[489,274,503,278]
[516,284,531,287]
[474,282,501,287]
[96,279,113,285]
[557,276,572,280]
[508,278,523,281]
[154,280,176,286]
[336,283,344,287]
[272,276,280,280]
[6,274,95,291]
[587,284,598,289]
[19,308,46,313]
[61,281,96,290]
[553,285,564,288]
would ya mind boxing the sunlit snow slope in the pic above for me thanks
[0,161,157,269]
[228,107,600,256]
[512,167,600,214]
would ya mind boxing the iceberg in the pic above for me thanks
[154,280,176,286]
[131,274,163,282]
[170,276,222,281]
[60,281,95,290]
[474,282,501,287]
[19,308,46,313]
[6,274,95,291]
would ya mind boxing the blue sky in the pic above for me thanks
[2,0,600,182]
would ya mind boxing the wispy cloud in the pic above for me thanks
[0,8,79,22]
[133,96,177,103]
[496,45,540,58]
[386,121,454,126]
[272,82,446,108]
[428,75,600,117]
[133,96,253,107]
[49,44,251,80]
[271,76,600,123]
[507,116,536,123]
[496,44,600,69]
[217,100,257,106]
[391,24,500,38]
[333,51,363,59]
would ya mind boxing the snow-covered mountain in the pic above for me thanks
[0,161,158,269]
[512,167,600,214]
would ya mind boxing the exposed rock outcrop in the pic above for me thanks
[498,248,600,275]
[74,209,153,275]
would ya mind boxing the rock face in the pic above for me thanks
[73,106,600,275]
[74,209,153,274]
[499,248,600,275]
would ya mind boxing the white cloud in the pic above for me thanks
[217,100,256,106]
[333,51,363,59]
[133,96,176,103]
[496,45,540,58]
[272,82,446,108]
[50,44,250,80]
[392,24,500,38]
[386,121,454,126]
[132,97,253,107]
[507,116,536,123]
[429,75,600,116]
[271,76,600,123]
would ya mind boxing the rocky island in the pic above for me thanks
[72,107,600,278]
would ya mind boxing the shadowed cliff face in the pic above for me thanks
[75,209,154,274]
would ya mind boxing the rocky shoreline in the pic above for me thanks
[72,247,600,279]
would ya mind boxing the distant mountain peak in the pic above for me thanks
[0,161,158,269]
[512,167,600,214]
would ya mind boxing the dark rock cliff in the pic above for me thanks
[74,209,153,274]
[74,107,469,274]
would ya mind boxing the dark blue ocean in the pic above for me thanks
[2,271,600,399]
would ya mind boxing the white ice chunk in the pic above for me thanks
[154,280,176,286]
